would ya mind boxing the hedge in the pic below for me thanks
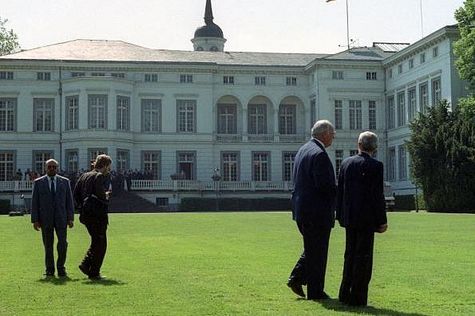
[179,197,291,212]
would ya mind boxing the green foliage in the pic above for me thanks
[454,0,475,90]
[0,17,20,56]
[407,100,475,212]
[179,197,291,212]
[0,199,11,214]
[1,213,475,315]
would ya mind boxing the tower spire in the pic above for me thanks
[205,0,214,25]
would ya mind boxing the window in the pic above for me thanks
[111,73,125,78]
[145,74,158,82]
[398,64,403,74]
[387,96,395,129]
[116,96,130,131]
[116,149,130,172]
[65,150,78,173]
[286,76,297,86]
[334,100,343,129]
[88,95,107,129]
[176,100,196,133]
[254,76,266,85]
[33,151,53,174]
[37,72,51,80]
[279,104,296,134]
[332,71,343,80]
[369,101,377,130]
[221,152,239,181]
[387,147,396,181]
[398,146,407,180]
[310,99,316,128]
[349,100,362,130]
[408,88,416,121]
[408,59,414,69]
[0,72,13,80]
[388,68,393,79]
[397,92,406,127]
[433,46,439,58]
[33,98,54,132]
[217,104,237,134]
[0,151,15,180]
[419,83,429,113]
[91,73,105,76]
[143,151,160,180]
[223,76,234,85]
[177,152,195,180]
[252,152,270,181]
[431,78,441,105]
[248,104,267,134]
[179,74,193,83]
[0,98,16,131]
[65,96,79,130]
[282,152,296,181]
[89,148,107,163]
[335,150,343,177]
[420,52,426,64]
[366,72,377,80]
[141,99,161,132]
[156,198,169,207]
[71,72,85,77]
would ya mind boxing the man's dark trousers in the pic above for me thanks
[41,226,67,274]
[290,221,331,298]
[338,228,374,305]
[81,220,107,277]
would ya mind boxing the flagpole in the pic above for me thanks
[346,0,350,50]
[420,0,424,38]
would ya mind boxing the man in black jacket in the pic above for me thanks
[336,131,388,306]
[287,120,336,300]
[74,154,112,280]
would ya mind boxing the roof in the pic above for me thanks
[0,39,327,67]
[322,46,395,61]
[372,42,410,52]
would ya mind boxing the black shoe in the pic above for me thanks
[308,291,330,300]
[58,270,67,277]
[78,264,90,277]
[287,279,305,298]
[44,272,54,278]
[89,274,106,281]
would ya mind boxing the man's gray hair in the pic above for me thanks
[358,131,378,152]
[45,159,59,166]
[311,120,335,138]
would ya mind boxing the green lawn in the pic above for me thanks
[0,212,474,315]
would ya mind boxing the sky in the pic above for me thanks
[0,0,466,54]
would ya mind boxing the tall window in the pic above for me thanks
[334,100,343,129]
[286,77,297,86]
[388,68,393,79]
[349,100,362,130]
[176,100,196,133]
[431,78,441,105]
[433,46,439,58]
[248,104,267,134]
[66,150,78,173]
[116,96,130,131]
[252,152,270,181]
[217,104,237,134]
[332,71,343,80]
[177,152,195,180]
[310,99,316,128]
[387,147,396,181]
[420,52,426,63]
[116,149,130,172]
[398,146,407,180]
[335,150,343,177]
[408,88,416,121]
[254,76,266,85]
[33,98,54,132]
[88,95,107,129]
[143,151,160,180]
[368,101,377,130]
[0,98,16,131]
[66,96,79,130]
[398,64,403,74]
[0,151,15,181]
[141,99,161,132]
[279,104,296,134]
[33,151,53,174]
[408,59,414,69]
[397,92,406,127]
[282,152,296,181]
[387,96,395,129]
[419,83,428,113]
[89,148,107,163]
[221,152,239,181]
[179,74,193,83]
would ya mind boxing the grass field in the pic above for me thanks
[0,212,474,316]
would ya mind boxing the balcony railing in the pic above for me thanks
[0,181,33,192]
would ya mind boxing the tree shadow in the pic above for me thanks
[37,276,80,285]
[318,298,429,316]
[82,278,126,286]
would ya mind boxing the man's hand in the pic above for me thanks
[68,221,74,228]
[376,223,388,233]
[33,222,41,231]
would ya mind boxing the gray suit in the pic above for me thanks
[31,175,74,274]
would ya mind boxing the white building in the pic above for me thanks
[0,0,468,208]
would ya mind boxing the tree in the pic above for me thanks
[454,0,475,89]
[407,101,475,212]
[0,17,20,56]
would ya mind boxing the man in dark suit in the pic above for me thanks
[287,120,337,300]
[31,159,74,277]
[74,154,112,280]
[336,131,388,306]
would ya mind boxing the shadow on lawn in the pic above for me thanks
[318,298,429,316]
[82,278,126,286]
[37,276,80,286]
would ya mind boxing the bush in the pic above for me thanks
[179,197,291,212]
[0,199,11,215]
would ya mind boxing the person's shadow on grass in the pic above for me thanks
[82,278,126,286]
[37,276,80,285]
[317,298,429,316]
